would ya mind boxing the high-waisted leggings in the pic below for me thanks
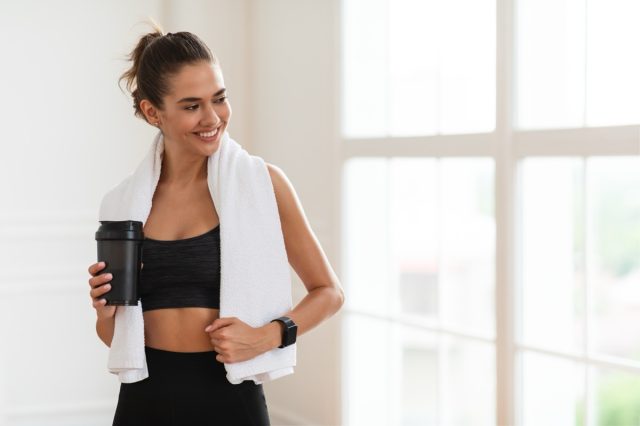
[112,346,271,426]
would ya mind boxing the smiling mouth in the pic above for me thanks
[193,126,221,141]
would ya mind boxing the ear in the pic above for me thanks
[140,99,161,124]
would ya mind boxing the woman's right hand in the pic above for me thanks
[88,261,116,320]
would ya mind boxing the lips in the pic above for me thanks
[193,125,222,142]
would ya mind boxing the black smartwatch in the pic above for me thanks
[270,316,298,348]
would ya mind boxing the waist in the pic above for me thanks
[139,346,262,391]
[143,307,220,352]
[141,345,227,385]
[145,345,217,356]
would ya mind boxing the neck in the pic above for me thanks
[159,140,208,188]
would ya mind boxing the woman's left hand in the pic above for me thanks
[204,317,269,363]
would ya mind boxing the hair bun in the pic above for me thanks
[118,23,217,124]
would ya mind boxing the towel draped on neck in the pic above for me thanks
[98,129,296,384]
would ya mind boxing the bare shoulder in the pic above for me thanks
[265,162,283,183]
[265,162,288,194]
[264,163,342,294]
[264,162,302,224]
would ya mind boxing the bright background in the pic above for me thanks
[342,0,640,425]
[0,0,639,425]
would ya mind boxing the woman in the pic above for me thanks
[86,25,344,426]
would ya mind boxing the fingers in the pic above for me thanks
[89,271,112,289]
[210,341,222,356]
[90,281,111,300]
[87,262,117,314]
[88,261,106,277]
[88,262,112,307]
[92,296,109,309]
[91,282,112,309]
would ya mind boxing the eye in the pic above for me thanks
[185,97,227,111]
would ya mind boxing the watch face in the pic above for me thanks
[275,317,297,347]
[285,323,297,345]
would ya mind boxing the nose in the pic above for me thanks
[202,102,221,128]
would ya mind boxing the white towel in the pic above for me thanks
[98,129,296,384]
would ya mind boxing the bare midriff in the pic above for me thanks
[142,178,221,353]
[143,307,220,352]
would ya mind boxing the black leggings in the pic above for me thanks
[112,346,271,426]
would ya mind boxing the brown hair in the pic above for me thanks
[118,19,219,123]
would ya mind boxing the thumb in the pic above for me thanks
[205,317,234,333]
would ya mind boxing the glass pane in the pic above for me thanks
[519,351,585,426]
[515,0,585,129]
[343,158,391,313]
[345,315,494,426]
[592,366,640,425]
[586,0,640,126]
[440,336,496,425]
[516,0,640,129]
[440,159,496,337]
[342,0,388,138]
[388,0,496,135]
[388,0,439,136]
[344,314,393,426]
[398,325,439,426]
[438,0,495,134]
[389,158,496,334]
[588,158,640,361]
[389,158,439,319]
[520,158,585,353]
[343,0,495,137]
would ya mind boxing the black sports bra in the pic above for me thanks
[138,224,221,312]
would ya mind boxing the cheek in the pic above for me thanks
[223,105,232,120]
[179,115,201,130]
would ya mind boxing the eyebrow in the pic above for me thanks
[177,88,227,103]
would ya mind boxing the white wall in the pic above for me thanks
[0,1,165,425]
[164,0,252,149]
[246,1,343,425]
[0,0,343,425]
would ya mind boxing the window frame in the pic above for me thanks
[339,0,640,424]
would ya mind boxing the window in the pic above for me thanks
[341,0,640,424]
[342,0,496,138]
[515,0,640,129]
[343,157,496,425]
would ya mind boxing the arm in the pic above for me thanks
[258,163,345,351]
[96,316,115,348]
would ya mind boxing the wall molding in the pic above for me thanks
[4,400,114,417]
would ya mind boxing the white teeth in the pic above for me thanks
[198,128,219,138]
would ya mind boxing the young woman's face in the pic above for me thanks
[154,61,232,157]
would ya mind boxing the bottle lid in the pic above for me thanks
[95,220,144,241]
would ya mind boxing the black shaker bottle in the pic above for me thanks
[95,220,144,305]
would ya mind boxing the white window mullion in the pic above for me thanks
[342,133,495,159]
[582,157,591,426]
[513,125,640,157]
[495,0,516,425]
